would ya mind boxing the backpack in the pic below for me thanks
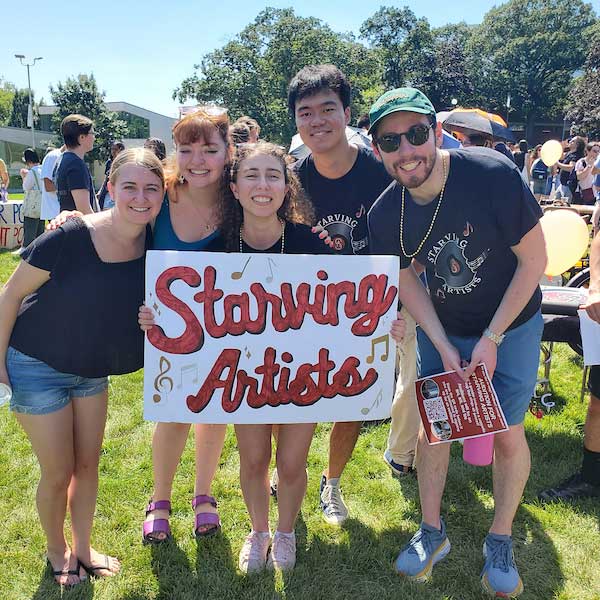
[531,159,548,181]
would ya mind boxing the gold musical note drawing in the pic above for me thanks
[177,363,199,388]
[244,346,251,359]
[231,257,252,280]
[153,356,174,403]
[366,335,390,364]
[152,302,161,316]
[266,258,276,283]
[361,389,383,415]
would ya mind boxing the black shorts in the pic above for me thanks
[588,365,600,399]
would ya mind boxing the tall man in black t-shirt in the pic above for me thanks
[286,65,398,526]
[56,114,97,214]
[367,88,546,598]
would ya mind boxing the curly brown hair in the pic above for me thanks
[222,141,315,251]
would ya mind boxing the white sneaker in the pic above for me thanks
[267,531,296,571]
[319,475,348,525]
[238,531,271,573]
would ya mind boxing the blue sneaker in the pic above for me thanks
[383,449,415,477]
[394,519,451,582]
[481,534,524,598]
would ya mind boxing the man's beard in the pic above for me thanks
[385,151,437,189]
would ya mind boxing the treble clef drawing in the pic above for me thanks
[153,356,174,404]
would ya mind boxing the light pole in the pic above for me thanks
[14,54,43,149]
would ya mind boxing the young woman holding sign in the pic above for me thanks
[0,148,164,585]
[226,142,322,572]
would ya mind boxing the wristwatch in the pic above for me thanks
[483,327,505,346]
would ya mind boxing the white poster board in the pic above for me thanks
[0,201,24,249]
[144,251,399,424]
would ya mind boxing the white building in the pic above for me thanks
[1,102,176,190]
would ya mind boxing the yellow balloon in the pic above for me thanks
[540,140,563,167]
[540,210,589,276]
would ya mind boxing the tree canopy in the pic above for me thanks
[566,22,600,138]
[467,0,596,137]
[0,79,16,126]
[49,74,127,161]
[174,8,381,144]
[8,88,36,129]
[174,2,598,143]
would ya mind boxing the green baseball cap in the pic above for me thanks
[368,87,435,135]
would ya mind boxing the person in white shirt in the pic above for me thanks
[21,149,45,248]
[40,146,64,220]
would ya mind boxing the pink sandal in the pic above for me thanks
[192,495,221,537]
[142,499,172,544]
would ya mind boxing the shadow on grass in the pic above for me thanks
[119,531,277,600]
[279,437,567,600]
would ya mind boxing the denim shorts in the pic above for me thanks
[417,310,543,426]
[6,346,108,415]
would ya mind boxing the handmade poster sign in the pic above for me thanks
[144,251,399,424]
[415,364,508,445]
[0,201,24,250]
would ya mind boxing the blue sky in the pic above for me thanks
[2,0,599,118]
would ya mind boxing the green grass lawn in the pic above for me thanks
[0,248,598,600]
[8,192,24,201]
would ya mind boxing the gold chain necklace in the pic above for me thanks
[399,153,447,258]
[239,219,286,253]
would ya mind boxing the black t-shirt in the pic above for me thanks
[294,145,392,255]
[559,151,583,185]
[56,151,95,211]
[368,147,542,336]
[240,222,324,254]
[10,218,151,377]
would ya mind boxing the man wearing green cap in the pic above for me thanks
[367,87,547,597]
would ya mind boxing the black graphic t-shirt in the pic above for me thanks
[294,145,392,255]
[368,147,542,336]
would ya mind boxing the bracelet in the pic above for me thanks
[483,327,505,346]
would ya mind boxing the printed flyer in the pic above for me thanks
[415,364,508,445]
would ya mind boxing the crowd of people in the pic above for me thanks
[442,130,600,208]
[1,64,599,598]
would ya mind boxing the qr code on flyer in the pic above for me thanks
[423,398,449,423]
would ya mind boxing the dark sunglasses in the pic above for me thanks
[375,123,432,153]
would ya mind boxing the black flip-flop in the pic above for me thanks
[46,558,81,586]
[78,555,119,578]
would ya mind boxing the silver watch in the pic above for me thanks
[483,327,505,346]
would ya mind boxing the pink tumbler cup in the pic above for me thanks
[463,434,494,466]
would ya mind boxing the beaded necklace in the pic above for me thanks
[399,153,447,259]
[239,219,286,253]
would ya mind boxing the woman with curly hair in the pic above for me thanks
[226,142,322,573]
